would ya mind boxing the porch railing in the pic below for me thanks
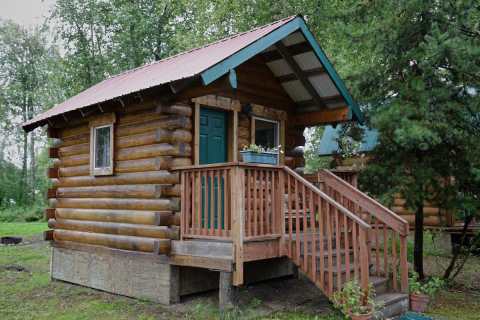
[176,163,283,242]
[317,169,409,292]
[175,163,408,295]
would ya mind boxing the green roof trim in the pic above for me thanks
[200,16,363,123]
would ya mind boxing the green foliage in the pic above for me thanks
[332,281,380,317]
[409,272,444,296]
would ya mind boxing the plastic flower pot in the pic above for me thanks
[410,293,430,313]
[240,151,278,165]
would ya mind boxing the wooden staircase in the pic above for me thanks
[282,168,409,318]
[176,163,409,318]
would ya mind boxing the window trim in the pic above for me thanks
[251,116,280,148]
[90,123,114,176]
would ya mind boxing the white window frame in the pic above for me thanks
[90,124,114,176]
[252,116,280,148]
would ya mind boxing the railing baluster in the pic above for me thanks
[288,174,293,257]
[310,189,316,281]
[326,203,333,296]
[223,169,232,237]
[253,169,258,237]
[383,223,388,276]
[352,222,359,281]
[334,206,341,290]
[260,170,264,235]
[302,184,308,270]
[343,214,350,283]
[375,218,380,276]
[295,178,300,265]
[271,170,276,235]
[318,197,325,290]
[245,169,250,237]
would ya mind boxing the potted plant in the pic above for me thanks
[409,272,444,313]
[332,281,380,320]
[240,144,282,165]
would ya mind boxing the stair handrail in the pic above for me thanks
[283,166,371,230]
[320,169,409,236]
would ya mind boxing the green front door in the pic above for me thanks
[199,107,227,229]
[199,108,227,164]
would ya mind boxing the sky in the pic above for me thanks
[0,0,56,27]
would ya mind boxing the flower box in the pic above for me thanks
[240,150,278,165]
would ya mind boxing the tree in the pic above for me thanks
[330,1,480,278]
[0,20,58,208]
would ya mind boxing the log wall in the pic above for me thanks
[47,101,193,254]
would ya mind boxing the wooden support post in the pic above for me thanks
[219,271,235,310]
[231,166,245,286]
[232,110,238,162]
[194,103,200,165]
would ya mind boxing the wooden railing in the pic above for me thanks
[177,163,283,242]
[318,169,409,292]
[282,167,372,297]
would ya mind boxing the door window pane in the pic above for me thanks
[95,126,111,168]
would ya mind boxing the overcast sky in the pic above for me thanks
[0,0,55,27]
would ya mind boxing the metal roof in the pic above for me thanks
[318,125,378,156]
[24,15,362,131]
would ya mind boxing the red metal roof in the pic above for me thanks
[23,16,297,131]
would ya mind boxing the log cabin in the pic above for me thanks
[23,16,410,317]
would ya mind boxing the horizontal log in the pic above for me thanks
[115,143,191,161]
[58,154,89,167]
[50,197,180,211]
[116,129,192,149]
[53,229,170,253]
[393,197,436,207]
[392,206,439,216]
[156,103,192,116]
[55,208,179,226]
[53,171,179,187]
[117,116,192,137]
[60,124,89,139]
[59,143,89,157]
[57,129,193,157]
[56,185,166,199]
[57,157,190,177]
[60,133,89,147]
[402,215,442,226]
[48,218,178,239]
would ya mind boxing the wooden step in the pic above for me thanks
[374,292,409,319]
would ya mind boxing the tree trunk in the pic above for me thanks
[414,202,424,279]
[443,214,474,279]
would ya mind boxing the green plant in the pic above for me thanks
[241,144,283,154]
[332,281,380,318]
[409,272,444,296]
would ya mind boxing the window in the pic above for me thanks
[253,117,279,149]
[90,122,114,176]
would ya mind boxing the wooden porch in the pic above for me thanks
[172,162,410,315]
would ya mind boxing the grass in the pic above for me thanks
[0,222,48,237]
[1,224,479,319]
